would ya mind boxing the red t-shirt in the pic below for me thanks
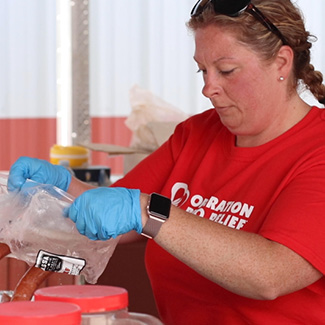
[115,107,325,324]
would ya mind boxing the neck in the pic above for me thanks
[236,95,312,147]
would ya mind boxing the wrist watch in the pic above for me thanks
[141,193,171,239]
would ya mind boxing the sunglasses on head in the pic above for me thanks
[191,0,287,45]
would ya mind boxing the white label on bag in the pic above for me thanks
[35,250,86,276]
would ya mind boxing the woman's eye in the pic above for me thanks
[220,68,235,76]
[196,67,235,75]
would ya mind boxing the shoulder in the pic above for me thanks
[310,106,325,123]
[303,107,325,140]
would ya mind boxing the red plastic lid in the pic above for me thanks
[34,285,129,313]
[0,301,81,325]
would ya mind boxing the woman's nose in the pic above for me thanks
[202,74,222,99]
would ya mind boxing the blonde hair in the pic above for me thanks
[187,0,325,105]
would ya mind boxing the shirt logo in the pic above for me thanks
[171,182,254,230]
[171,182,190,207]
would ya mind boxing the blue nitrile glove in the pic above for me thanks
[8,156,72,192]
[67,187,142,240]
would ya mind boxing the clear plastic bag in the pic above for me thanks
[0,173,118,284]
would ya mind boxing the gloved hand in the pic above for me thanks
[67,187,142,240]
[8,156,72,192]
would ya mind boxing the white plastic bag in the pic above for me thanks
[0,174,118,284]
[126,85,188,151]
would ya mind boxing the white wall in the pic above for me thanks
[297,0,325,70]
[0,0,56,118]
[0,0,324,120]
[89,0,209,118]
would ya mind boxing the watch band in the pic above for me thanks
[141,216,165,239]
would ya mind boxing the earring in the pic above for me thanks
[279,76,285,81]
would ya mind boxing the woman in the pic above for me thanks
[8,0,325,323]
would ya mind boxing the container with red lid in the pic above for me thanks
[0,301,81,325]
[34,285,163,324]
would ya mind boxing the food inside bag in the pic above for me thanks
[0,173,119,284]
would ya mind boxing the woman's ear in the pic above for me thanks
[275,45,294,80]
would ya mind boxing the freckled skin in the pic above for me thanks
[194,24,310,147]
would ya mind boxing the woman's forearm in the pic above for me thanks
[67,176,96,197]
[143,196,322,300]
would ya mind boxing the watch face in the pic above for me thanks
[149,193,171,218]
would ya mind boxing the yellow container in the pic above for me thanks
[50,145,89,168]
